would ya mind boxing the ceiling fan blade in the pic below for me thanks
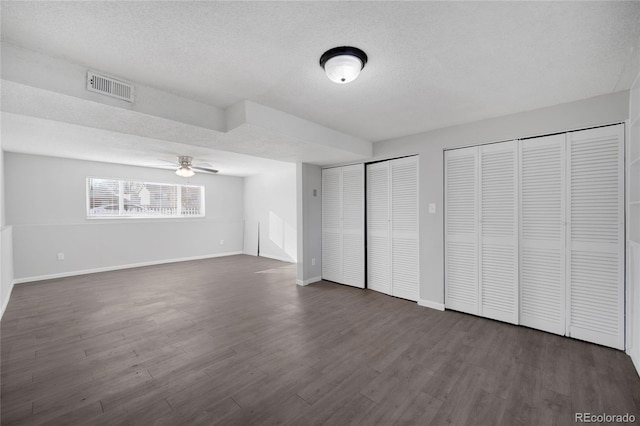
[192,166,219,174]
[156,159,180,165]
[153,164,179,170]
[153,159,179,167]
[194,162,214,168]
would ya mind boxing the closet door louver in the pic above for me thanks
[322,167,343,283]
[390,157,419,301]
[519,135,566,335]
[567,124,624,349]
[367,162,391,295]
[445,147,479,315]
[341,164,365,288]
[479,142,518,324]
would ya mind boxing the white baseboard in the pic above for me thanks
[12,251,244,285]
[258,253,295,263]
[296,276,322,286]
[418,298,445,311]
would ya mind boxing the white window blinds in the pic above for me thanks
[87,178,205,218]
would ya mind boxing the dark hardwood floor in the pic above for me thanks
[1,254,639,425]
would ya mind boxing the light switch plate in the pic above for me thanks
[429,203,436,214]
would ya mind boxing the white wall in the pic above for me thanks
[296,163,322,285]
[372,91,630,306]
[0,134,15,317]
[628,66,640,373]
[5,153,245,281]
[243,164,297,263]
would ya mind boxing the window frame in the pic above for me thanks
[86,176,206,219]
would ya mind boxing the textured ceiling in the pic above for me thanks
[2,1,639,143]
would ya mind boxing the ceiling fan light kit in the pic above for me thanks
[175,155,196,177]
[175,166,195,177]
[320,46,368,84]
[160,155,219,177]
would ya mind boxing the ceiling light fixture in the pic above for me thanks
[320,46,368,84]
[175,156,195,177]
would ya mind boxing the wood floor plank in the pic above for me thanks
[296,358,361,405]
[569,339,605,416]
[101,368,209,414]
[1,254,639,425]
[323,393,378,426]
[178,397,241,425]
[30,369,153,420]
[167,365,266,418]
[617,350,640,413]
[85,398,174,426]
[358,362,434,425]
[590,343,639,418]
[225,392,311,425]
[32,401,103,426]
[421,350,468,400]
[0,400,32,426]
[541,333,571,397]
[464,388,508,426]
[536,388,572,426]
[394,391,443,426]
[230,364,321,410]
[430,363,491,425]
[286,365,379,425]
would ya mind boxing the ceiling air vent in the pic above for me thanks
[86,71,134,102]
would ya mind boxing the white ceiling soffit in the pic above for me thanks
[2,1,639,142]
[0,112,296,177]
[1,80,371,167]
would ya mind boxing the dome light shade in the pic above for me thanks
[324,55,363,84]
[175,166,195,177]
[320,46,368,84]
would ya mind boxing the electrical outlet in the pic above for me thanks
[220,240,224,245]
[57,252,65,261]
[312,258,316,266]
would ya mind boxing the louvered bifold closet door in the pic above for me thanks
[341,164,365,288]
[479,142,518,324]
[445,147,479,315]
[390,156,419,301]
[567,124,624,349]
[367,162,391,295]
[322,167,343,283]
[519,135,566,335]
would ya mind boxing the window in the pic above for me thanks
[87,177,205,218]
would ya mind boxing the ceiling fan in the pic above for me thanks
[155,156,219,177]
